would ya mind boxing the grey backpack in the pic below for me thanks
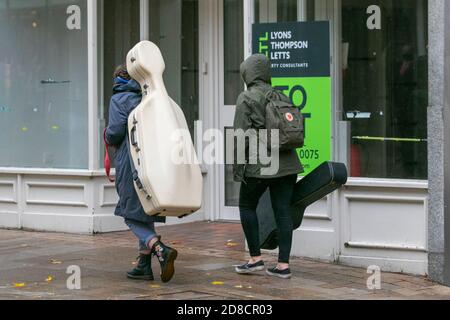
[263,90,305,151]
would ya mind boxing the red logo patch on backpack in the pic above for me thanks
[285,112,294,122]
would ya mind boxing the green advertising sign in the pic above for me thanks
[253,22,331,175]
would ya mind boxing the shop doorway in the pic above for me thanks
[218,0,326,221]
[218,0,246,221]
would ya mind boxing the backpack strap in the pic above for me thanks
[250,87,283,104]
[265,89,285,102]
[103,129,115,183]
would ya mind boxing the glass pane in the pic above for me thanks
[278,0,298,21]
[307,0,315,21]
[102,0,140,117]
[255,0,298,23]
[100,0,140,168]
[149,0,199,136]
[224,0,244,106]
[0,0,88,169]
[342,0,428,180]
[225,127,240,207]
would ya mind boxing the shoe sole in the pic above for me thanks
[266,270,292,279]
[127,274,154,281]
[235,265,265,274]
[161,249,178,283]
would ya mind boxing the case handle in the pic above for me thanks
[130,124,140,152]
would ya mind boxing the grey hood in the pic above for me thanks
[240,54,272,87]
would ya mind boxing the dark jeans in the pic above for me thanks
[239,175,297,264]
[124,218,157,251]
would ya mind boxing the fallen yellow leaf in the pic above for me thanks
[211,281,225,286]
[226,242,238,247]
[45,276,53,282]
[50,259,62,265]
[13,283,26,288]
[234,285,244,289]
[149,285,161,289]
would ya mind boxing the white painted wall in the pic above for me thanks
[338,179,428,275]
[288,179,429,275]
[0,170,207,234]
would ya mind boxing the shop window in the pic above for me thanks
[0,0,88,169]
[148,0,199,137]
[342,0,428,180]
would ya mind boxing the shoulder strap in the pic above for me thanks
[265,89,285,102]
[126,134,140,189]
[245,88,268,108]
[250,87,283,104]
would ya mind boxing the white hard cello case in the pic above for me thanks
[126,41,203,217]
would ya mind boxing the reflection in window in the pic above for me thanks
[0,0,88,169]
[342,0,428,179]
[224,0,244,106]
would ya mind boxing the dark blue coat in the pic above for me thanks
[105,79,165,224]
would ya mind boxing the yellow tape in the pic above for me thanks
[353,136,427,143]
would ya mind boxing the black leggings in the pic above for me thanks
[239,175,297,264]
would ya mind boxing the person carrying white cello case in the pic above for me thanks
[104,41,202,283]
[126,41,203,218]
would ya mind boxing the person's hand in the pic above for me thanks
[233,174,247,184]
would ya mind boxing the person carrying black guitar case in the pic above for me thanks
[257,161,348,250]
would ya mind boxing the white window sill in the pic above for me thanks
[345,177,428,190]
[0,167,110,177]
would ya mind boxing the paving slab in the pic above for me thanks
[0,222,448,300]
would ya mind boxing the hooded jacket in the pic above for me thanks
[233,54,303,182]
[105,79,165,224]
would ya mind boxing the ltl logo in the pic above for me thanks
[259,32,269,57]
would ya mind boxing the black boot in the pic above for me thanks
[127,254,154,281]
[151,240,178,283]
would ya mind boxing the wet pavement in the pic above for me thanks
[0,222,449,300]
